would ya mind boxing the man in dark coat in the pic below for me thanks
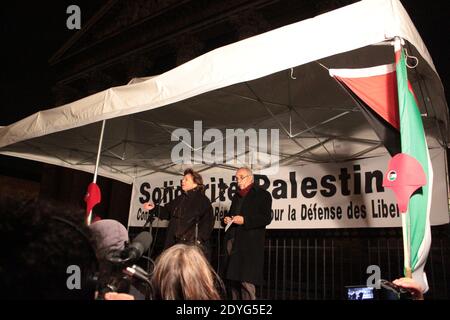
[143,169,214,252]
[223,167,272,300]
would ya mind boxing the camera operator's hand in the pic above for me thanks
[143,202,155,211]
[392,277,424,300]
[104,292,135,300]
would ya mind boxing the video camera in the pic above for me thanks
[96,231,153,299]
[346,279,414,300]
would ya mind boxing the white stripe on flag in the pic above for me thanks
[329,63,395,78]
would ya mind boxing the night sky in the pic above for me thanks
[1,1,104,125]
[0,1,449,177]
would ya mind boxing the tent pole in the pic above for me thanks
[87,120,106,225]
[93,120,106,183]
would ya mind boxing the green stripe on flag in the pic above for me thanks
[396,49,432,274]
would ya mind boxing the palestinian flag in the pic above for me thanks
[395,45,432,293]
[329,44,432,292]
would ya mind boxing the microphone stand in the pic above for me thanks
[141,186,174,276]
[213,188,227,273]
[141,199,162,277]
[211,187,227,203]
[194,218,199,245]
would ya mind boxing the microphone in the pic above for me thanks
[107,231,152,265]
[123,265,151,282]
[211,183,229,203]
[219,183,229,192]
[122,231,152,262]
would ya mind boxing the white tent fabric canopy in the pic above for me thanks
[0,0,448,184]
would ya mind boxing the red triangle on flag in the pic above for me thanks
[382,153,427,213]
[330,64,399,129]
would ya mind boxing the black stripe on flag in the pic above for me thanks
[335,79,401,156]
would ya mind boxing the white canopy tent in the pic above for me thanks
[0,0,448,184]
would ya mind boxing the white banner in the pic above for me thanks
[128,148,449,229]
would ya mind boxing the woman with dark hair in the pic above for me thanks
[151,244,224,300]
[143,169,214,253]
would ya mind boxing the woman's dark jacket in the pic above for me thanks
[152,187,214,249]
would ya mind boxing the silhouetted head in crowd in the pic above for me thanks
[88,219,132,297]
[151,244,223,300]
[89,219,129,260]
[0,196,98,300]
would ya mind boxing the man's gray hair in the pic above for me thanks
[238,167,252,175]
[238,167,254,181]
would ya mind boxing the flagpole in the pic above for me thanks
[87,119,106,225]
[401,210,412,278]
